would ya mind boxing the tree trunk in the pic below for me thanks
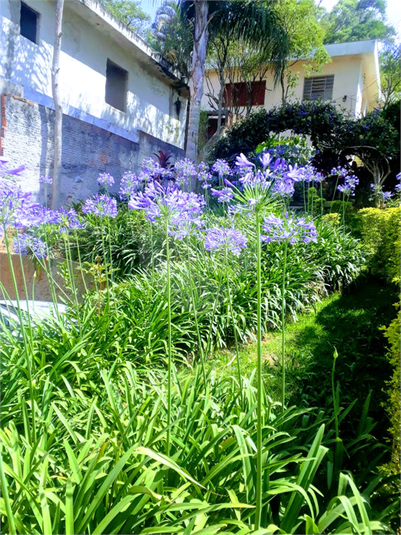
[51,0,65,210]
[216,66,225,138]
[186,0,209,170]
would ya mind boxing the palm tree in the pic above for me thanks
[180,0,290,163]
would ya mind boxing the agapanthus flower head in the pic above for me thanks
[261,213,317,245]
[57,208,84,232]
[212,159,231,177]
[235,153,254,169]
[13,234,47,258]
[97,172,115,188]
[0,160,25,178]
[395,183,401,193]
[174,159,197,189]
[204,226,247,256]
[338,175,359,196]
[382,191,393,201]
[119,171,142,200]
[0,178,40,232]
[39,175,53,185]
[197,162,212,187]
[210,187,234,203]
[259,152,272,169]
[128,185,204,239]
[82,194,117,218]
[396,172,401,181]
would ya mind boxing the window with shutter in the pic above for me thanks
[303,75,334,101]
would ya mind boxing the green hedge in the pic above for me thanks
[358,207,401,284]
[382,308,401,476]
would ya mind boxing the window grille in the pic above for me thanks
[303,75,334,101]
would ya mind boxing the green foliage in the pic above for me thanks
[99,0,150,38]
[380,43,401,107]
[321,213,341,227]
[213,101,346,161]
[382,308,401,476]
[256,134,314,166]
[213,102,400,188]
[150,1,192,77]
[0,343,392,533]
[321,0,396,44]
[358,207,401,283]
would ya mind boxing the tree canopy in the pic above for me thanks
[99,0,151,38]
[320,0,396,44]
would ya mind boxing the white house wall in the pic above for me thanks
[0,0,186,149]
[202,50,379,120]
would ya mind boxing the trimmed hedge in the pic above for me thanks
[358,207,401,284]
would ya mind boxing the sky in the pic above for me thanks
[139,0,401,41]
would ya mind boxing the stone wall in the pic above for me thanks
[0,93,185,205]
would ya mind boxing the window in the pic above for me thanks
[303,75,334,101]
[105,59,128,112]
[20,2,39,44]
[224,81,266,108]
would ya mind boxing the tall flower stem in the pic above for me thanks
[255,208,263,530]
[165,218,172,456]
[281,240,288,413]
[187,245,206,383]
[320,181,324,217]
[331,174,340,209]
[225,248,242,393]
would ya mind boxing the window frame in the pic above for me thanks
[20,1,40,45]
[105,59,128,113]
[303,75,334,102]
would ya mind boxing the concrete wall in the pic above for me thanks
[0,91,184,204]
[202,52,378,120]
[0,0,187,202]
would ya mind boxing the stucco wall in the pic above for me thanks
[0,91,184,204]
[0,0,187,149]
[202,53,377,119]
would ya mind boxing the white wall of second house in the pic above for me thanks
[0,0,186,149]
[202,53,380,119]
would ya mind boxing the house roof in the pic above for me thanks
[68,0,188,93]
[324,39,379,58]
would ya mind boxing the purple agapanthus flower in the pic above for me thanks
[338,176,359,196]
[212,159,231,177]
[395,183,401,193]
[128,184,204,239]
[382,191,393,201]
[0,179,40,233]
[198,162,213,189]
[13,234,47,258]
[261,213,317,245]
[0,160,25,179]
[259,152,272,169]
[39,176,53,185]
[211,187,234,203]
[235,153,254,169]
[57,208,85,233]
[204,227,247,256]
[97,172,115,188]
[119,171,142,200]
[174,159,197,189]
[82,194,117,218]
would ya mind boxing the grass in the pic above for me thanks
[210,275,398,436]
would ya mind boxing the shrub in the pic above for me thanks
[358,207,401,283]
[321,213,341,227]
[382,308,401,476]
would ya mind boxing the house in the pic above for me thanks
[0,0,189,204]
[202,40,381,138]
